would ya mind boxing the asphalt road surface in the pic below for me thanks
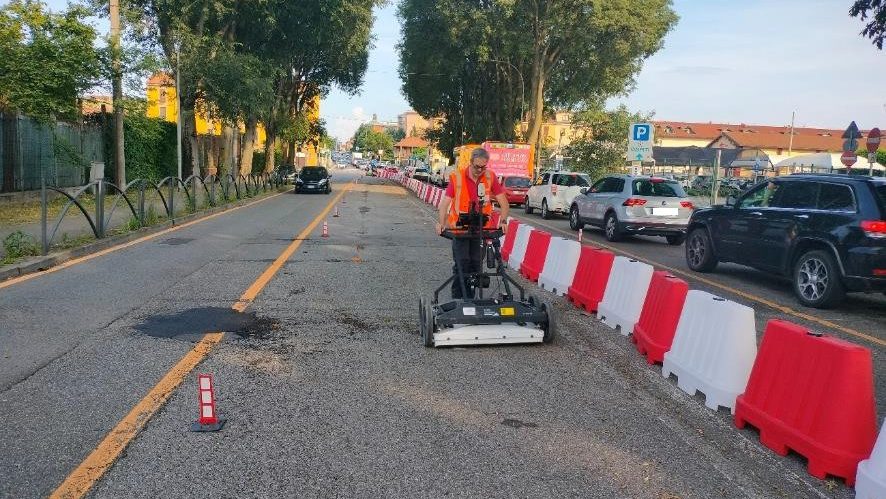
[0,169,876,498]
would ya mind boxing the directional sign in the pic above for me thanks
[843,138,859,152]
[627,122,654,162]
[841,151,858,167]
[867,128,882,153]
[842,121,860,139]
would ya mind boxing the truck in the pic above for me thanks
[443,142,535,188]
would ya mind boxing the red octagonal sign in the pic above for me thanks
[841,151,858,167]
[867,128,881,153]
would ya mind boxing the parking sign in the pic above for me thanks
[628,123,654,162]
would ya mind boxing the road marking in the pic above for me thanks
[0,189,292,291]
[49,185,352,498]
[233,185,352,312]
[513,215,886,349]
[48,332,225,499]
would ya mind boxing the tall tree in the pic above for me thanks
[565,103,653,179]
[850,0,886,49]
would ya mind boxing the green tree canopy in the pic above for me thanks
[850,1,886,49]
[0,0,101,121]
[565,104,653,180]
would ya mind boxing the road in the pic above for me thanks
[0,169,875,498]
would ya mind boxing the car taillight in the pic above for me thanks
[873,269,886,276]
[622,198,647,206]
[861,220,886,238]
[680,201,694,209]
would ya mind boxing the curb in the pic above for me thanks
[0,188,291,283]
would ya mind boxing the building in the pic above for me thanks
[394,136,429,161]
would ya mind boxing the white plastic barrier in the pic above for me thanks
[596,256,654,335]
[538,238,581,296]
[507,224,534,269]
[662,290,757,413]
[856,418,886,498]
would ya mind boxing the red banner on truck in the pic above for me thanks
[483,142,534,178]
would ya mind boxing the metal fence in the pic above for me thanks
[1,113,105,192]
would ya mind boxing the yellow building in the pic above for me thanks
[145,72,323,167]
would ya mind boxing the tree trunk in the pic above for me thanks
[219,125,235,176]
[239,117,257,176]
[525,56,545,147]
[263,132,276,173]
[2,113,18,192]
[183,107,200,177]
[205,135,217,176]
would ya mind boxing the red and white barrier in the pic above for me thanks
[663,291,757,413]
[597,257,654,335]
[566,247,615,313]
[519,230,552,282]
[500,219,521,261]
[507,224,535,269]
[856,419,886,498]
[538,238,581,296]
[191,373,225,431]
[631,271,689,365]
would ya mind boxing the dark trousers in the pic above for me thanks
[451,238,484,299]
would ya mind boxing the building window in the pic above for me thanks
[777,148,783,155]
[159,89,167,105]
[159,106,167,120]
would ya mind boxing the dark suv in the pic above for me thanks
[295,167,331,194]
[684,174,886,308]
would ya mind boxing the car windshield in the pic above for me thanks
[504,177,531,188]
[632,179,685,197]
[300,167,327,180]
[555,174,590,187]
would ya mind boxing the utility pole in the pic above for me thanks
[109,0,125,185]
[787,111,795,157]
[175,41,182,180]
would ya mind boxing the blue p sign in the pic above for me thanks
[632,124,651,141]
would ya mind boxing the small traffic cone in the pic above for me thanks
[191,373,225,432]
[333,205,340,218]
[322,221,329,238]
[578,228,583,243]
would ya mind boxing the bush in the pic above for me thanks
[2,230,39,263]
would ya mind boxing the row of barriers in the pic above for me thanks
[385,169,886,495]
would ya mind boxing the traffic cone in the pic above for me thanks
[191,373,225,432]
[333,205,340,218]
[322,221,329,238]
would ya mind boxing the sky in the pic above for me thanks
[322,0,886,141]
[32,0,886,141]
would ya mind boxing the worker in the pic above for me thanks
[436,147,510,299]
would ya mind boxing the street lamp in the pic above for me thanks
[174,40,182,180]
[488,59,525,123]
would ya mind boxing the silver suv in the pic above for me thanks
[569,175,694,245]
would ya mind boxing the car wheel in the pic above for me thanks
[524,200,534,215]
[569,205,584,231]
[665,234,685,246]
[326,186,331,194]
[541,199,551,219]
[793,249,845,308]
[603,212,621,242]
[685,227,717,272]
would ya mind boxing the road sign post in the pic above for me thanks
[627,123,654,164]
[841,121,860,173]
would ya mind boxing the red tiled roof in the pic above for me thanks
[715,131,845,152]
[395,136,429,148]
[147,72,174,86]
[654,121,870,153]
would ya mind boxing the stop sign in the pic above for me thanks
[867,128,881,153]
[841,151,858,167]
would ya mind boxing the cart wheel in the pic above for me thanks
[418,297,427,336]
[534,297,556,344]
[422,301,435,348]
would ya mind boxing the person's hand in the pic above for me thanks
[499,222,507,235]
[435,222,445,235]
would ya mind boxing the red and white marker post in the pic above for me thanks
[333,205,340,218]
[191,373,225,432]
[322,221,329,238]
[578,228,583,243]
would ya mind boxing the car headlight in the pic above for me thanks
[318,178,328,184]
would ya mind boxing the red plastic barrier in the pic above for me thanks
[519,230,552,282]
[566,247,615,312]
[500,219,521,261]
[631,271,689,365]
[425,186,434,203]
[734,320,877,485]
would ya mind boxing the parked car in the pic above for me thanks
[497,175,531,207]
[429,168,448,187]
[569,175,694,245]
[685,174,886,308]
[272,165,297,184]
[412,167,431,183]
[295,166,332,194]
[525,171,592,219]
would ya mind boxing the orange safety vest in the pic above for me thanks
[448,168,494,227]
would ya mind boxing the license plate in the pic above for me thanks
[652,207,678,216]
[307,185,315,189]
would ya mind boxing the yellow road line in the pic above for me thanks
[48,332,225,499]
[518,215,886,349]
[0,189,292,291]
[49,186,351,498]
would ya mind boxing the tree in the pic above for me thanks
[0,0,101,121]
[850,1,886,49]
[398,0,677,158]
[351,124,394,158]
[565,104,653,180]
